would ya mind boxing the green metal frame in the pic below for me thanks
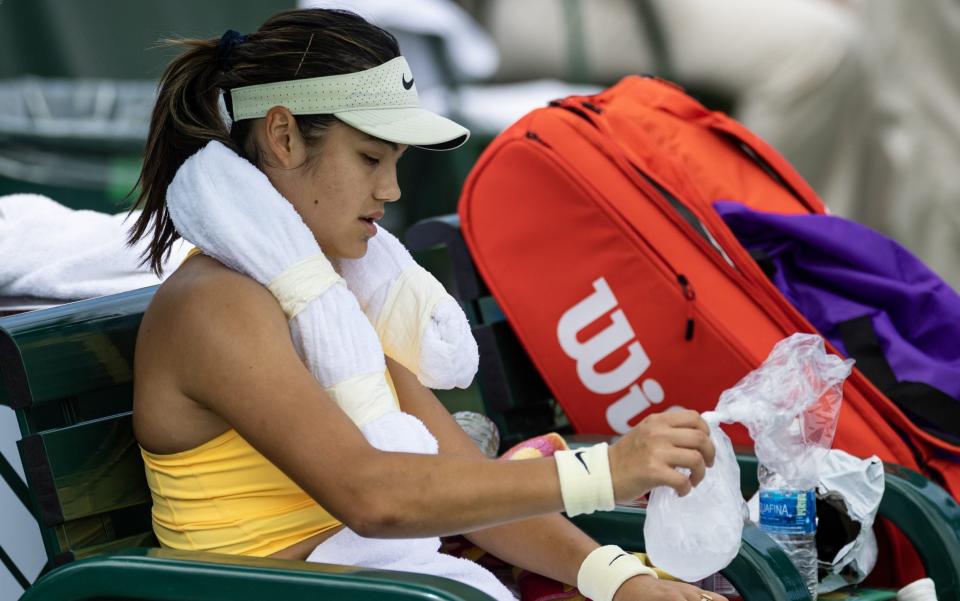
[20,547,497,601]
[574,507,811,601]
[0,544,30,591]
[0,286,153,414]
[738,454,960,601]
[0,449,30,510]
[0,448,33,590]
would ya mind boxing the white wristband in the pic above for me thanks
[554,443,615,517]
[578,545,659,601]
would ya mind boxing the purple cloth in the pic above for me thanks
[715,200,960,401]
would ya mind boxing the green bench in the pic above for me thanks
[0,288,491,601]
[0,285,817,601]
[405,214,960,601]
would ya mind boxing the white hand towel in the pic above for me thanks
[166,141,386,391]
[0,193,190,301]
[337,224,478,389]
[306,411,516,601]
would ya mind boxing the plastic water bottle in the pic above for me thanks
[758,463,818,599]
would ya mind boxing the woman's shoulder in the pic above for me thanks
[134,256,289,453]
[140,254,290,364]
[149,255,282,328]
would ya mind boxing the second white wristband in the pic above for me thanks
[578,545,659,601]
[554,443,616,517]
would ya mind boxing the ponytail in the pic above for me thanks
[127,9,400,275]
[128,37,236,275]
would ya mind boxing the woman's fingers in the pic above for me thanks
[663,427,716,468]
[611,409,722,499]
[656,464,694,497]
[658,408,710,434]
[686,587,729,601]
[616,576,729,600]
[663,448,707,489]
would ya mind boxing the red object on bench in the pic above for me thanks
[459,76,960,589]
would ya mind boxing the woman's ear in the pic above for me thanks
[262,106,308,169]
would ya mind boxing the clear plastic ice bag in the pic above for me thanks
[644,333,853,581]
[715,333,853,490]
[644,413,746,582]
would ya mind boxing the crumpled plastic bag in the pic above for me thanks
[816,451,884,592]
[645,333,853,582]
[746,449,885,593]
[714,334,853,490]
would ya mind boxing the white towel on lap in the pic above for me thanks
[306,411,516,601]
[0,193,190,301]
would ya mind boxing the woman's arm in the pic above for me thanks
[385,357,596,586]
[387,359,730,601]
[169,269,714,540]
[170,271,566,537]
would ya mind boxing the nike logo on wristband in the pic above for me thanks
[574,450,591,474]
[402,74,415,90]
[608,553,628,566]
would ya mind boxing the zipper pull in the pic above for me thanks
[526,130,551,149]
[677,274,696,341]
[581,101,603,114]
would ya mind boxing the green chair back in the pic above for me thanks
[0,286,497,601]
[0,287,156,565]
[407,215,563,449]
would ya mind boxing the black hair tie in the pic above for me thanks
[215,29,247,71]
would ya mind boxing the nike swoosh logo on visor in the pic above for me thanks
[402,74,415,90]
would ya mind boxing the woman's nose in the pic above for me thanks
[375,171,402,203]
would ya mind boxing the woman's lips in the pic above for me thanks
[359,217,377,237]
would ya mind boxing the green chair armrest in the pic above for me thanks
[21,547,497,601]
[876,463,960,600]
[737,454,960,601]
[572,506,812,601]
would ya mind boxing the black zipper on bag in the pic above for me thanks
[730,137,807,205]
[634,168,714,250]
[529,110,699,342]
[633,166,735,267]
[677,274,696,341]
[525,130,551,149]
[581,101,603,114]
[549,99,600,128]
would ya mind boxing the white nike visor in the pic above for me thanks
[229,56,469,151]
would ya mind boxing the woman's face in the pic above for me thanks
[259,115,407,259]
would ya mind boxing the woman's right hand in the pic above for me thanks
[608,409,716,502]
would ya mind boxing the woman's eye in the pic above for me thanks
[361,154,381,166]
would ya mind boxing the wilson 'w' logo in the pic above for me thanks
[556,277,664,433]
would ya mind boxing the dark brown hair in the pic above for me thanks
[128,9,400,274]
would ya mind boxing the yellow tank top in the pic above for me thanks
[141,429,342,556]
[140,246,343,556]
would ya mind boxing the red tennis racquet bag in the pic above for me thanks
[458,76,960,589]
